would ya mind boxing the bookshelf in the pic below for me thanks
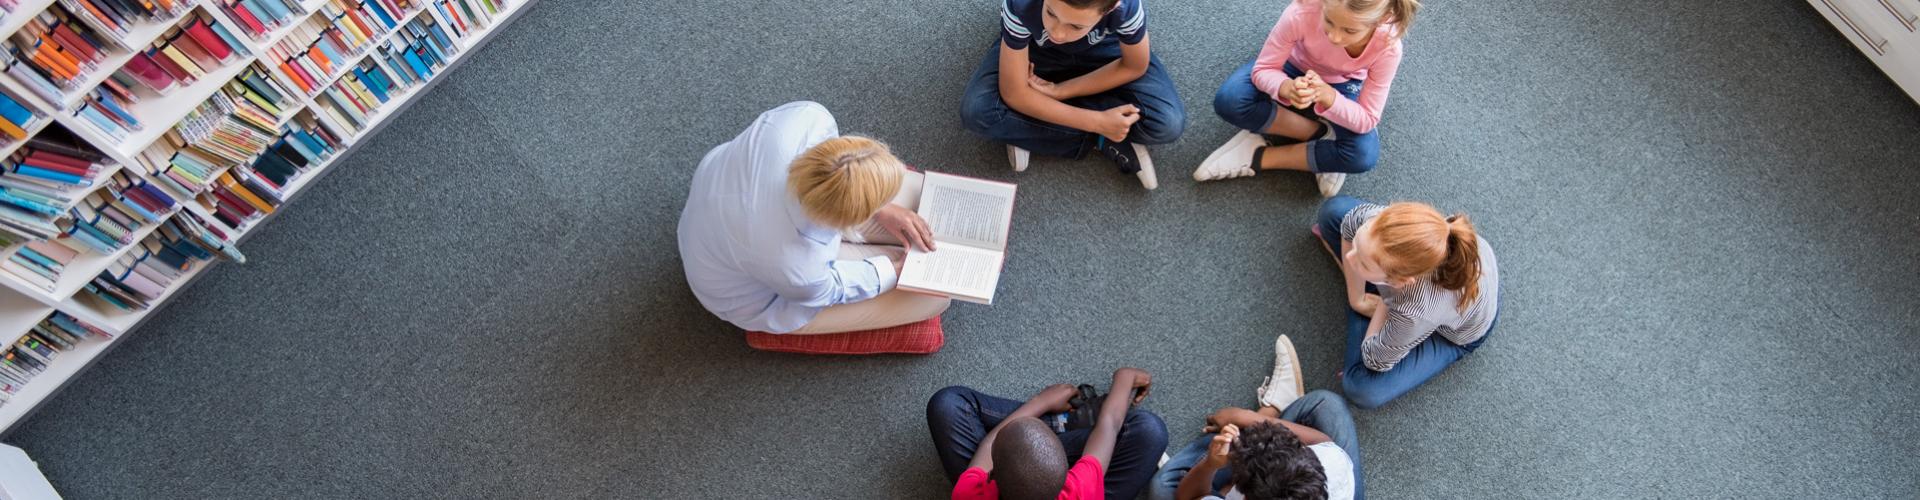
[1810,0,1920,104]
[0,0,536,435]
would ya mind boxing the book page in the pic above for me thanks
[898,245,1005,304]
[918,172,1016,251]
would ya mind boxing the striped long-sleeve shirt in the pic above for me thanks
[1342,204,1501,371]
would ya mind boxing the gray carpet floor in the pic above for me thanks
[6,0,1919,498]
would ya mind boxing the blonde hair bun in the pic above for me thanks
[788,136,905,229]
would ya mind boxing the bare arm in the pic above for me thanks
[1205,407,1331,445]
[1176,460,1223,500]
[999,41,1104,133]
[1340,242,1382,317]
[968,384,1077,472]
[1051,36,1151,99]
[1082,368,1151,467]
[1175,426,1236,500]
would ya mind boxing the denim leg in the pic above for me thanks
[1056,52,1186,150]
[1306,124,1381,174]
[1341,333,1474,410]
[1265,67,1379,174]
[1051,408,1167,500]
[1105,409,1171,500]
[1340,308,1373,384]
[1149,433,1237,500]
[1280,390,1364,500]
[1101,53,1186,146]
[1212,60,1278,132]
[1315,195,1369,254]
[959,44,1101,158]
[925,386,1027,482]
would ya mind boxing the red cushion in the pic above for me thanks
[745,317,944,355]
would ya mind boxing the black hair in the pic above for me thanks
[990,417,1069,500]
[1057,0,1123,12]
[1229,422,1329,500]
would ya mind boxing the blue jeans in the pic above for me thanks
[960,41,1187,163]
[1147,391,1364,500]
[1213,60,1379,174]
[926,385,1170,500]
[1315,196,1493,409]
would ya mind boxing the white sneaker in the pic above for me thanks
[1316,172,1346,198]
[1256,335,1305,410]
[1133,144,1157,190]
[1007,145,1030,172]
[1193,131,1265,182]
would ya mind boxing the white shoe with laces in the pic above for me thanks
[1256,335,1306,410]
[1008,145,1031,172]
[1193,131,1266,182]
[1133,144,1157,190]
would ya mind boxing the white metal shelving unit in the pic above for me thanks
[1810,0,1920,103]
[0,0,537,434]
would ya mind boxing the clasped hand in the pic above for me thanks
[1278,70,1336,110]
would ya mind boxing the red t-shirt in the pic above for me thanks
[950,456,1105,500]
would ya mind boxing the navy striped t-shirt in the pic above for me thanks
[1000,0,1147,51]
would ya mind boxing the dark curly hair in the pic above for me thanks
[1228,422,1329,500]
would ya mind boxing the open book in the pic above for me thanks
[896,172,1018,304]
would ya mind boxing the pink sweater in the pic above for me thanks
[1252,0,1404,133]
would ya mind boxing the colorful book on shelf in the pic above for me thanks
[0,127,111,243]
[165,89,279,169]
[262,1,406,98]
[55,0,194,38]
[2,239,81,291]
[80,213,228,312]
[70,87,141,140]
[0,312,108,399]
[62,169,175,254]
[1,4,117,100]
[0,90,39,141]
[98,10,248,97]
[217,0,305,40]
[194,111,342,230]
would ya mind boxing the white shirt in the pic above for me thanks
[676,101,897,333]
[1207,442,1355,500]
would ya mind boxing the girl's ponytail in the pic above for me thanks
[1433,214,1480,311]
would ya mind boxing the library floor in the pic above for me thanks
[8,1,1920,498]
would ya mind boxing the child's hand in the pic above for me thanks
[1202,424,1239,468]
[1028,73,1064,100]
[1277,78,1310,109]
[1036,383,1078,412]
[1307,80,1337,109]
[1095,105,1141,142]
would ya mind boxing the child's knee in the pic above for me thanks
[1134,105,1187,145]
[958,94,1007,134]
[927,386,974,415]
[1330,141,1380,173]
[1122,409,1170,448]
[1339,377,1393,410]
[1211,87,1265,130]
[1318,195,1361,225]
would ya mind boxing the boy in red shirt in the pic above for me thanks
[927,367,1169,499]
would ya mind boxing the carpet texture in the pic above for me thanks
[7,0,1920,498]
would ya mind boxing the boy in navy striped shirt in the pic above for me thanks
[959,0,1186,190]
